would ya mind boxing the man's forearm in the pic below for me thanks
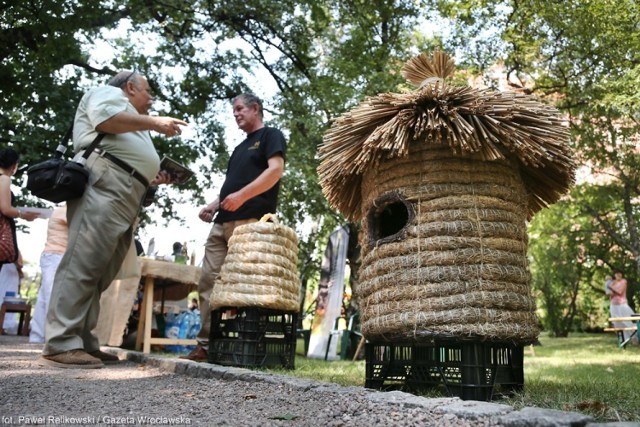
[208,198,220,211]
[239,165,283,201]
[96,112,157,134]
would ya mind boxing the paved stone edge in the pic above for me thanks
[104,347,632,426]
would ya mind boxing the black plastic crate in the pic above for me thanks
[365,341,524,401]
[209,337,295,369]
[208,307,297,369]
[210,307,297,341]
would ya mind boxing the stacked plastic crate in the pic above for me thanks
[365,341,524,401]
[208,307,297,369]
[207,217,300,369]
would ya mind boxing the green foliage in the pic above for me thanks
[430,0,640,332]
[528,178,639,335]
[528,197,601,335]
[428,0,640,101]
[19,273,40,307]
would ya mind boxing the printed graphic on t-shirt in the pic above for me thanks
[249,141,260,150]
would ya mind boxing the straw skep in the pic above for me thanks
[210,217,300,312]
[317,51,574,345]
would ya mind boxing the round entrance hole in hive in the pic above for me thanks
[366,192,414,248]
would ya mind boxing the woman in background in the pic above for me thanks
[0,148,39,263]
[30,205,67,343]
[608,269,638,346]
[0,147,39,333]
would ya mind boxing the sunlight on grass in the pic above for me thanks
[267,357,367,387]
[506,333,640,422]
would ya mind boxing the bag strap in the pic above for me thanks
[54,122,105,165]
[78,133,106,163]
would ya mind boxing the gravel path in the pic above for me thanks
[0,335,602,426]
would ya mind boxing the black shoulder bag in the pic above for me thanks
[26,126,105,203]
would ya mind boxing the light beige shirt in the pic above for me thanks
[72,86,160,182]
[43,206,68,254]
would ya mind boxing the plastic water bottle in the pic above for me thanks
[169,311,192,353]
[164,312,181,352]
[189,309,201,339]
[146,237,155,258]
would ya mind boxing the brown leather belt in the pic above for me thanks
[94,148,149,187]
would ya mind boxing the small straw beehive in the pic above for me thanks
[210,215,300,312]
[318,51,575,344]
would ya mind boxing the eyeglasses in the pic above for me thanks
[123,70,137,85]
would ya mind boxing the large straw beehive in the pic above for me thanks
[318,51,575,344]
[210,216,300,312]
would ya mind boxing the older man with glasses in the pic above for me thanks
[40,70,187,369]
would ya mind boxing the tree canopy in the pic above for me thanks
[1,0,432,301]
[434,1,640,334]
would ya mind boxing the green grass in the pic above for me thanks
[510,333,640,422]
[262,334,640,423]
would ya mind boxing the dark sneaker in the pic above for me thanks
[179,346,208,362]
[88,350,121,364]
[39,350,104,369]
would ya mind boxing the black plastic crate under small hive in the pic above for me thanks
[365,341,524,401]
[208,307,296,369]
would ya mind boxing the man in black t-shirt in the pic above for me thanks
[181,94,286,361]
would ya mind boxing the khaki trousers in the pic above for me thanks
[43,154,147,355]
[197,218,257,346]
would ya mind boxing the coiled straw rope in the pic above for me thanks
[357,143,537,343]
[211,214,300,312]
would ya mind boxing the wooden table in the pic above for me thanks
[0,302,31,336]
[135,258,201,353]
[607,316,640,348]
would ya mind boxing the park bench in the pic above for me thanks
[606,316,640,349]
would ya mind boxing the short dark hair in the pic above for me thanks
[108,70,138,89]
[0,148,19,169]
[232,93,263,119]
[614,269,623,275]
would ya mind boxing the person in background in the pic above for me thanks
[181,93,286,361]
[608,269,638,346]
[0,148,39,333]
[29,205,68,343]
[172,241,183,258]
[0,148,40,267]
[40,70,187,369]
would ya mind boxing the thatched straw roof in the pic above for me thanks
[318,51,576,221]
